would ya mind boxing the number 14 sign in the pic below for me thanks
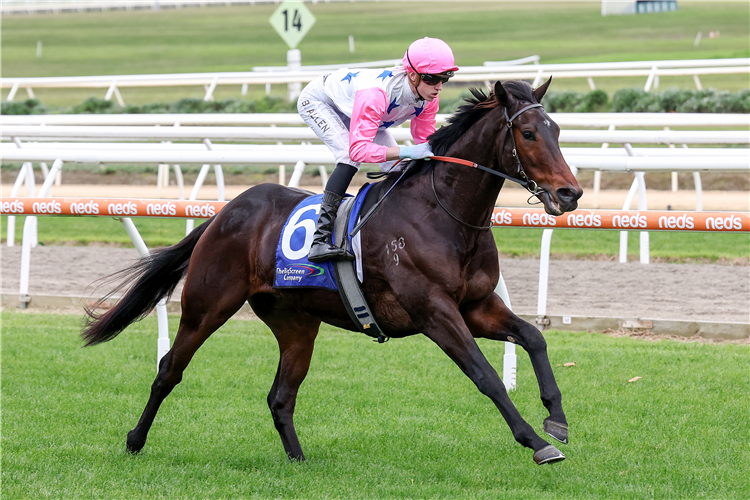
[269,1,316,49]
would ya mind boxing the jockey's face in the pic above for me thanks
[408,72,444,102]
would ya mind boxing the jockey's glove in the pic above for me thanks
[399,143,434,160]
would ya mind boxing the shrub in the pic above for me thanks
[71,97,120,114]
[3,88,747,115]
[1,98,49,115]
[542,91,582,112]
[438,90,474,114]
[575,89,608,112]
[247,96,297,113]
[123,102,171,114]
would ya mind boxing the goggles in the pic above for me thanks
[406,49,454,86]
[419,72,454,86]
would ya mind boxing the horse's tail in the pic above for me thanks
[81,217,214,347]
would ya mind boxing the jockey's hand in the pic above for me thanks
[399,143,434,160]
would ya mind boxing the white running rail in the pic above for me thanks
[4,58,747,103]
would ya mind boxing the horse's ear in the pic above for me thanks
[532,76,553,103]
[494,81,510,108]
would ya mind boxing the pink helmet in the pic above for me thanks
[403,37,459,74]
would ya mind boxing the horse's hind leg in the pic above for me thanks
[126,269,250,454]
[252,299,320,462]
[463,294,568,445]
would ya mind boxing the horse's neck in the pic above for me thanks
[434,109,507,225]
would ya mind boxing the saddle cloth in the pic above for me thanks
[273,184,374,291]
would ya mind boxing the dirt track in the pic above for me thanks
[2,245,748,325]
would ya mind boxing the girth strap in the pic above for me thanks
[333,197,388,343]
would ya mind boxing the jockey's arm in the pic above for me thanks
[350,88,433,163]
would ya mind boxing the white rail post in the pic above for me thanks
[6,164,31,246]
[644,65,658,92]
[104,80,116,101]
[636,171,650,264]
[24,162,38,247]
[677,143,704,212]
[185,164,211,235]
[619,177,638,263]
[621,143,650,264]
[593,124,615,208]
[157,164,167,197]
[172,122,185,199]
[532,68,543,87]
[665,127,679,192]
[318,165,329,187]
[693,75,703,90]
[104,80,125,106]
[618,143,639,263]
[204,77,218,101]
[173,164,185,200]
[201,138,225,201]
[7,82,19,101]
[536,229,554,329]
[287,49,302,102]
[214,164,225,202]
[18,159,62,309]
[287,160,306,188]
[120,217,170,371]
[494,269,517,391]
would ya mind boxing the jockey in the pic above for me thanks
[298,37,459,262]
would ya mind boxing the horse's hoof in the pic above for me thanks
[544,419,569,444]
[126,432,146,454]
[533,445,566,465]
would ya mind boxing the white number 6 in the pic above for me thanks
[281,204,319,260]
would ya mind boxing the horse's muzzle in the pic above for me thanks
[538,186,583,216]
[555,186,583,212]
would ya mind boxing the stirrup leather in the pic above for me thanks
[308,191,353,263]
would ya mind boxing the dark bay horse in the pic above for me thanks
[83,79,582,465]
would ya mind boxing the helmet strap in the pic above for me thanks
[406,66,426,101]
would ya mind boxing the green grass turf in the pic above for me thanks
[1,1,748,106]
[2,215,748,262]
[1,311,747,499]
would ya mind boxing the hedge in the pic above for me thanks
[3,87,749,115]
[0,96,298,116]
[440,87,749,114]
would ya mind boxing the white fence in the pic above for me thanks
[3,115,748,325]
[0,0,331,15]
[5,124,750,145]
[4,112,748,128]
[3,119,748,383]
[4,112,748,208]
[4,58,748,104]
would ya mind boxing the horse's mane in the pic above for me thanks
[392,80,537,180]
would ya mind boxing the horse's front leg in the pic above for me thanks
[420,295,564,465]
[463,293,568,445]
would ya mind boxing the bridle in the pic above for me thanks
[431,102,546,230]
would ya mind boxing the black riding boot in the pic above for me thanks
[308,191,354,262]
[308,163,358,263]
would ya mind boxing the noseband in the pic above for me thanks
[431,102,546,230]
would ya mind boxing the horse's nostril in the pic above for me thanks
[556,187,581,203]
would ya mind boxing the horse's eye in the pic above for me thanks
[522,131,536,141]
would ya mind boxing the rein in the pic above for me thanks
[430,102,546,230]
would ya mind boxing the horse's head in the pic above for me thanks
[491,79,582,216]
